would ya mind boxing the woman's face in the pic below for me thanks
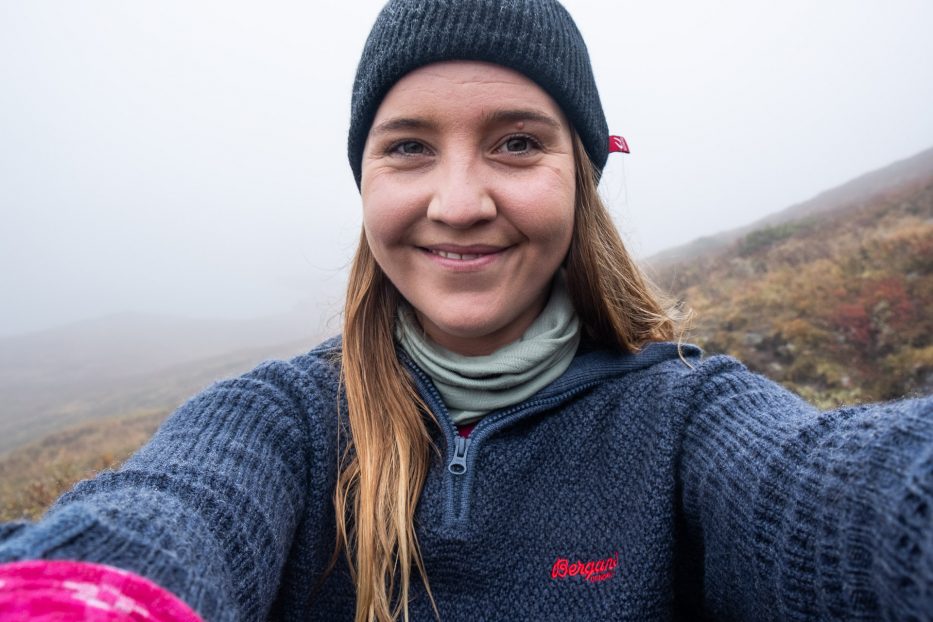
[360,61,576,356]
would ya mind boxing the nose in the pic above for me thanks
[426,157,497,228]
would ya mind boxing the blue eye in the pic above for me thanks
[392,141,426,156]
[499,134,541,154]
[505,137,531,152]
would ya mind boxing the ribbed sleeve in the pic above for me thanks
[0,359,321,621]
[679,356,933,620]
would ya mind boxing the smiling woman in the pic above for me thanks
[361,62,577,355]
[1,1,931,621]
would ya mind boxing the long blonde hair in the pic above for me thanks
[335,133,679,622]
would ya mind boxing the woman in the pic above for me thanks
[1,0,931,620]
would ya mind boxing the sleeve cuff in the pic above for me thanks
[0,560,203,621]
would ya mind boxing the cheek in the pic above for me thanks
[361,177,420,251]
[502,168,576,250]
[361,199,394,250]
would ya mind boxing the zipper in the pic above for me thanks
[440,379,604,527]
[401,361,470,525]
[448,436,471,474]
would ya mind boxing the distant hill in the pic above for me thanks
[0,308,334,453]
[650,147,933,407]
[649,145,933,269]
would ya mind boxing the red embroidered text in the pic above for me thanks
[550,552,618,583]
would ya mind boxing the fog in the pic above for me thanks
[2,0,932,337]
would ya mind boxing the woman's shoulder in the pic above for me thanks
[161,335,345,432]
[573,341,743,387]
[232,335,343,391]
[282,334,343,379]
[624,343,776,395]
[574,340,701,370]
[579,342,800,413]
[298,334,343,360]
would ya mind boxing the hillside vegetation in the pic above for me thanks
[0,409,165,520]
[655,172,933,407]
[0,312,324,453]
[0,339,318,520]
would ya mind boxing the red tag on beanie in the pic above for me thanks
[609,135,630,153]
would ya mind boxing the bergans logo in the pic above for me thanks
[550,552,618,583]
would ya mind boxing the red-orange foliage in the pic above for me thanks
[656,172,933,407]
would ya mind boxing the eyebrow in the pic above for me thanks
[368,117,438,137]
[368,109,563,138]
[482,109,563,130]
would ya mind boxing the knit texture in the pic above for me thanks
[1,339,931,620]
[347,0,609,187]
[395,272,580,424]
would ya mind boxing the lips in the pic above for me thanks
[430,249,485,261]
[422,244,509,261]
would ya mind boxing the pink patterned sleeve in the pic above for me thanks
[0,560,203,621]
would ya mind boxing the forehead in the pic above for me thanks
[372,61,567,126]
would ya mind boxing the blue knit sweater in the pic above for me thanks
[1,338,931,620]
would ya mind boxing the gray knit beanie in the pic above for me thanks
[347,0,609,188]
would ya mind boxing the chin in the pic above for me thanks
[432,315,503,340]
[408,289,545,353]
[418,306,528,355]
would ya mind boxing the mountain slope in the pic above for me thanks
[652,157,933,407]
[650,145,933,268]
[0,307,332,453]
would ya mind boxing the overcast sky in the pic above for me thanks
[2,0,932,338]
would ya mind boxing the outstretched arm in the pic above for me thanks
[679,356,932,620]
[0,359,318,621]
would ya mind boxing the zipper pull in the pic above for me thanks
[448,436,472,475]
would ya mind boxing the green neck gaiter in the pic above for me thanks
[395,273,581,425]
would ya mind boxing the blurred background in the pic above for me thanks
[1,0,931,518]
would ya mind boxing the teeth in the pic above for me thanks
[433,250,482,260]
